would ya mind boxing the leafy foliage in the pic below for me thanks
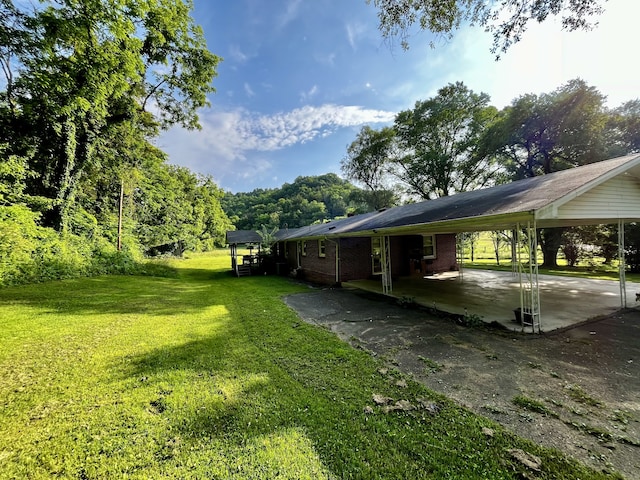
[0,0,230,285]
[222,174,365,231]
[0,205,147,286]
[341,126,398,209]
[482,79,609,179]
[393,82,501,199]
[368,0,605,56]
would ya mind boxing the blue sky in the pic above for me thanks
[158,0,639,193]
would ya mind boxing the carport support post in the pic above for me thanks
[516,222,541,333]
[381,235,392,295]
[456,234,464,281]
[619,220,627,308]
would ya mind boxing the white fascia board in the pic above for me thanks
[535,154,640,220]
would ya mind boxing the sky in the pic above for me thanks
[158,0,640,194]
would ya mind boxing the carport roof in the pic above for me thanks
[278,154,640,240]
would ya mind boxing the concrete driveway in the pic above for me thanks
[345,269,639,332]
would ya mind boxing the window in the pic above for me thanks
[318,239,326,257]
[301,241,307,256]
[423,235,436,259]
[371,237,382,274]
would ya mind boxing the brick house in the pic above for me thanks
[279,233,458,285]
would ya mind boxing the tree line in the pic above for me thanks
[340,79,640,269]
[222,174,368,232]
[0,0,231,285]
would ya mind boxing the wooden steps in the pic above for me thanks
[237,264,252,277]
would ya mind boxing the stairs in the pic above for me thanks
[237,264,252,277]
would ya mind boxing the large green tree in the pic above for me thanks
[341,126,398,210]
[481,79,610,267]
[393,81,501,199]
[368,0,604,55]
[1,0,220,231]
[483,79,608,179]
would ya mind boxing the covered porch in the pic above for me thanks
[345,269,639,332]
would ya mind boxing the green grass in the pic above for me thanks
[463,232,640,283]
[0,251,621,479]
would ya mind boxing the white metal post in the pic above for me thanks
[619,220,627,308]
[456,234,464,281]
[381,236,392,295]
[517,222,541,333]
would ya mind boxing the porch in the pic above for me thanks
[344,269,639,332]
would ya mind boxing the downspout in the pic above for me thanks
[325,237,340,284]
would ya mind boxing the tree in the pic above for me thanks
[605,100,640,157]
[490,231,510,265]
[222,174,365,231]
[133,162,230,251]
[483,79,610,267]
[341,126,398,210]
[367,0,604,56]
[484,79,608,179]
[393,82,501,200]
[1,0,220,231]
[625,223,640,273]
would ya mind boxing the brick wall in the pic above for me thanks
[300,239,337,284]
[338,237,372,281]
[431,233,458,271]
[278,233,458,286]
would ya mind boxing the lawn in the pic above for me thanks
[0,251,620,479]
[462,232,640,283]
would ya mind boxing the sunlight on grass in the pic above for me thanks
[0,251,620,479]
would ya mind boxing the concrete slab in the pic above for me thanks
[345,269,639,332]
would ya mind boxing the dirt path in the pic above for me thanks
[284,286,640,479]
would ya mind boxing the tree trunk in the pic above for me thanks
[538,227,564,268]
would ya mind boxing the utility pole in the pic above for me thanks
[117,180,124,251]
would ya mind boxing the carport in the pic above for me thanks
[281,154,640,333]
[345,269,638,332]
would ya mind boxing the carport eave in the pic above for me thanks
[316,211,537,239]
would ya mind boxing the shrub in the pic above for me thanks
[0,205,160,287]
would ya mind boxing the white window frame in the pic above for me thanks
[423,234,436,259]
[371,237,383,274]
[318,239,326,258]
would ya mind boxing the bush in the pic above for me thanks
[0,205,164,287]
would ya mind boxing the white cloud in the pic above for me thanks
[244,82,255,97]
[300,84,318,102]
[159,104,395,189]
[277,0,302,30]
[346,22,366,50]
[228,44,249,64]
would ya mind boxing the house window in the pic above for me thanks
[302,241,307,257]
[423,235,436,259]
[318,239,326,257]
[371,237,382,274]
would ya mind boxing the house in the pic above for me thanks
[228,154,640,332]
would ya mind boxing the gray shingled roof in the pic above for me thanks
[278,154,640,241]
[226,228,302,245]
[225,230,262,245]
